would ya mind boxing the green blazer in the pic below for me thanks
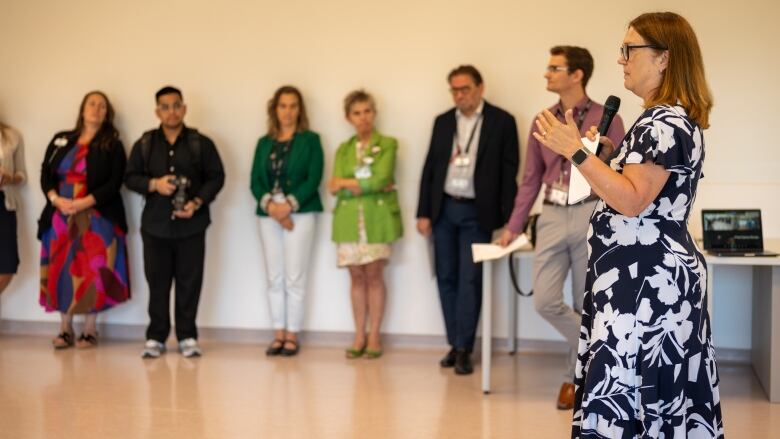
[331,131,403,243]
[250,130,324,216]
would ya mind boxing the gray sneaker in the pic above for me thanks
[142,339,166,358]
[178,338,202,358]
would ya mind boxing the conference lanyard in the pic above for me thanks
[557,100,593,184]
[453,114,483,157]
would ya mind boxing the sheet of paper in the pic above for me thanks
[568,134,600,205]
[471,234,531,263]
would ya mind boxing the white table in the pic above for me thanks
[481,241,780,402]
[704,240,780,403]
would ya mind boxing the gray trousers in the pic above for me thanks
[532,200,596,379]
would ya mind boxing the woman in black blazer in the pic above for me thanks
[38,91,130,349]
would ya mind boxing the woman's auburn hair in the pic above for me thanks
[631,12,713,129]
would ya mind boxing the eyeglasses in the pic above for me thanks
[620,43,668,61]
[546,65,569,73]
[449,85,473,95]
[157,102,184,112]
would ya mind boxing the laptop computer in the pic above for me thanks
[701,209,778,257]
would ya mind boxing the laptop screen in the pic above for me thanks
[701,209,764,251]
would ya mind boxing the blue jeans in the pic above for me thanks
[433,196,491,350]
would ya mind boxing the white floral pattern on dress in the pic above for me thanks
[572,105,724,438]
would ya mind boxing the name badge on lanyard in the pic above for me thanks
[454,156,471,167]
[452,114,482,167]
[271,188,287,204]
[355,165,372,179]
[355,147,374,179]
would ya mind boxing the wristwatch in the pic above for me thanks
[570,148,591,167]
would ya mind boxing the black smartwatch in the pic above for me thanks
[570,148,590,167]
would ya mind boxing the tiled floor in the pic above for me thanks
[0,335,776,438]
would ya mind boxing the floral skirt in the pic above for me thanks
[337,205,391,267]
[39,209,130,314]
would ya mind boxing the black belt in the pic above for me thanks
[445,194,475,203]
[543,195,598,207]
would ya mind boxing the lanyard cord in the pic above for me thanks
[454,114,483,156]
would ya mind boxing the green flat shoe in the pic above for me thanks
[345,347,365,359]
[364,349,383,359]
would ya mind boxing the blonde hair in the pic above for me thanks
[343,89,376,117]
[630,12,713,128]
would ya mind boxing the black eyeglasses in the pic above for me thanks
[620,43,667,61]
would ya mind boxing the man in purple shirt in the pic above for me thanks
[498,46,625,410]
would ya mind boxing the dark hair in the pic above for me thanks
[74,91,119,151]
[155,86,183,102]
[550,46,594,88]
[343,89,376,117]
[447,65,483,86]
[266,85,310,138]
[630,12,712,128]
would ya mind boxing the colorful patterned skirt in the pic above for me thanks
[39,208,130,314]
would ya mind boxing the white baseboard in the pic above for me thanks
[0,318,750,364]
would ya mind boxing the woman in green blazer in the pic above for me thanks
[250,86,323,357]
[328,90,402,359]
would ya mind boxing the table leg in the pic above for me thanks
[507,255,518,355]
[751,266,780,403]
[482,260,493,394]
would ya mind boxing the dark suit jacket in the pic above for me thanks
[416,101,519,232]
[37,130,128,239]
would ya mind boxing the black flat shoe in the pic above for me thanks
[454,349,473,375]
[440,348,457,368]
[281,340,300,357]
[265,339,284,356]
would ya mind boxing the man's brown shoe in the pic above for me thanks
[556,382,575,410]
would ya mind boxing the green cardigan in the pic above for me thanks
[250,130,324,216]
[331,131,403,244]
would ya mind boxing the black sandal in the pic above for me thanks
[52,332,75,349]
[266,339,285,356]
[76,333,99,349]
[281,339,300,357]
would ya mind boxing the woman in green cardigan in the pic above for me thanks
[250,86,324,357]
[328,90,402,359]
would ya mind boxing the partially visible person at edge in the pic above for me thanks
[498,45,625,410]
[38,91,130,350]
[250,85,323,357]
[329,90,402,359]
[0,122,27,296]
[533,12,723,438]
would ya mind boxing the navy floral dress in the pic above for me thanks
[572,105,724,438]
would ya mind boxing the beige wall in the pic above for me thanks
[1,0,777,348]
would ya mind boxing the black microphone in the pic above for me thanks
[595,95,620,157]
[597,95,621,136]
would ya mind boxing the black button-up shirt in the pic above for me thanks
[125,125,225,239]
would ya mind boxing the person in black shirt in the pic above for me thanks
[125,86,225,359]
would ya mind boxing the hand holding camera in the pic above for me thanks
[151,174,177,196]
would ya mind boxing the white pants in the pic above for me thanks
[258,213,316,332]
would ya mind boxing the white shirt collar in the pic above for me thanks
[456,100,485,120]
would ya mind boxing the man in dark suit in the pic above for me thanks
[417,65,519,375]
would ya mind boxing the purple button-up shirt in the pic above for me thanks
[506,96,626,233]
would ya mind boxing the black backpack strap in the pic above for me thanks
[140,130,155,175]
[185,128,202,173]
